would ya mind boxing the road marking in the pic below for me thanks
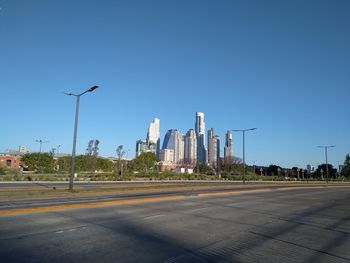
[55,231,64,234]
[143,214,165,220]
[0,195,187,216]
[1,185,349,216]
[190,207,209,212]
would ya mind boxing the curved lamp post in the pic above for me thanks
[65,85,98,191]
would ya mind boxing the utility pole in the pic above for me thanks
[317,145,335,182]
[231,128,257,184]
[35,139,48,153]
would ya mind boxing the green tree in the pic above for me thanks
[315,164,337,179]
[196,164,215,175]
[221,156,243,174]
[57,155,114,172]
[116,145,125,176]
[267,165,282,176]
[21,153,54,173]
[131,152,159,171]
[340,154,350,178]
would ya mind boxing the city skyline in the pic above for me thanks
[1,1,349,168]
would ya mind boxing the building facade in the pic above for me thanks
[0,155,22,169]
[224,130,233,163]
[207,128,218,168]
[184,129,197,165]
[135,140,148,157]
[146,118,160,157]
[159,149,174,164]
[195,112,207,164]
[162,129,184,164]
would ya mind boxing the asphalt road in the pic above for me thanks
[0,181,247,189]
[0,186,349,262]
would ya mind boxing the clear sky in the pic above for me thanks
[1,0,349,168]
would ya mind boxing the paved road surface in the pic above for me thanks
[0,181,251,189]
[0,186,349,262]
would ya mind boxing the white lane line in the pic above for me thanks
[190,207,209,212]
[55,231,64,234]
[143,214,165,220]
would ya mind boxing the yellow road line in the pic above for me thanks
[0,195,187,216]
[1,185,349,216]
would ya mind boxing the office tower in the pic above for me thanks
[135,139,148,157]
[195,112,207,164]
[162,129,184,164]
[184,129,197,165]
[147,118,160,156]
[215,135,221,167]
[175,132,184,164]
[224,130,233,162]
[207,128,218,168]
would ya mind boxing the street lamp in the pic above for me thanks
[231,128,257,184]
[65,85,98,191]
[317,145,335,182]
[35,139,49,153]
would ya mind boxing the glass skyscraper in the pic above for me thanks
[195,112,207,164]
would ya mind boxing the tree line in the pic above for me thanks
[18,140,350,179]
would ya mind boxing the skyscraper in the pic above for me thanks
[224,130,233,163]
[147,118,160,156]
[184,129,197,165]
[162,129,184,164]
[135,118,160,157]
[207,128,218,168]
[215,135,221,167]
[195,112,207,164]
[135,139,148,157]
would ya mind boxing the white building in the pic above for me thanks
[195,112,207,164]
[147,118,160,156]
[159,149,174,164]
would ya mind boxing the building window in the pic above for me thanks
[6,160,12,167]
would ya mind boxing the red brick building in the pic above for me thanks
[0,155,22,169]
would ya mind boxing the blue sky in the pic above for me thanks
[1,0,349,168]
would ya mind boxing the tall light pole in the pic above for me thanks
[35,139,48,153]
[65,85,98,191]
[317,145,335,182]
[231,128,257,184]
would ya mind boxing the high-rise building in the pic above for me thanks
[207,128,218,168]
[136,118,160,157]
[215,135,221,167]
[224,130,233,162]
[135,139,148,157]
[195,112,207,164]
[184,129,197,165]
[162,129,184,164]
[147,118,160,156]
